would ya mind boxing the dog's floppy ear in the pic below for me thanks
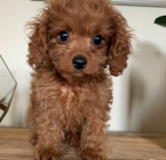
[26,9,50,69]
[107,11,132,76]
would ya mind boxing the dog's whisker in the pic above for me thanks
[99,63,106,68]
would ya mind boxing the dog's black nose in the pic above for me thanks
[72,56,87,70]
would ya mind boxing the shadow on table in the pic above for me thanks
[126,42,166,150]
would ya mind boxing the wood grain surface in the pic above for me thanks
[0,128,166,160]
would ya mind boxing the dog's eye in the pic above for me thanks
[59,31,68,42]
[94,35,104,46]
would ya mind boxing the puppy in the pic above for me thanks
[27,0,132,159]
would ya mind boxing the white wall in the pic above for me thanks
[0,0,166,133]
[0,0,43,127]
[110,5,166,133]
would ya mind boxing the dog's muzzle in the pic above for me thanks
[72,56,87,70]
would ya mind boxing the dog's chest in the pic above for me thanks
[60,86,90,108]
[58,85,92,130]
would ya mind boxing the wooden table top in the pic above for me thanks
[0,128,166,160]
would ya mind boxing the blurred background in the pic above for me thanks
[0,0,166,133]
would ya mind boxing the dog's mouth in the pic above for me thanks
[72,69,85,77]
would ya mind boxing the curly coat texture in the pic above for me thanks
[27,0,132,159]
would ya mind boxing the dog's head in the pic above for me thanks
[27,0,132,79]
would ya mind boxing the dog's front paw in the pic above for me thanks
[80,148,106,160]
[34,146,62,160]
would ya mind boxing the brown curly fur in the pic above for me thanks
[26,0,132,159]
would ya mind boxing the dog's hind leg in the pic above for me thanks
[63,131,81,148]
[29,133,38,146]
